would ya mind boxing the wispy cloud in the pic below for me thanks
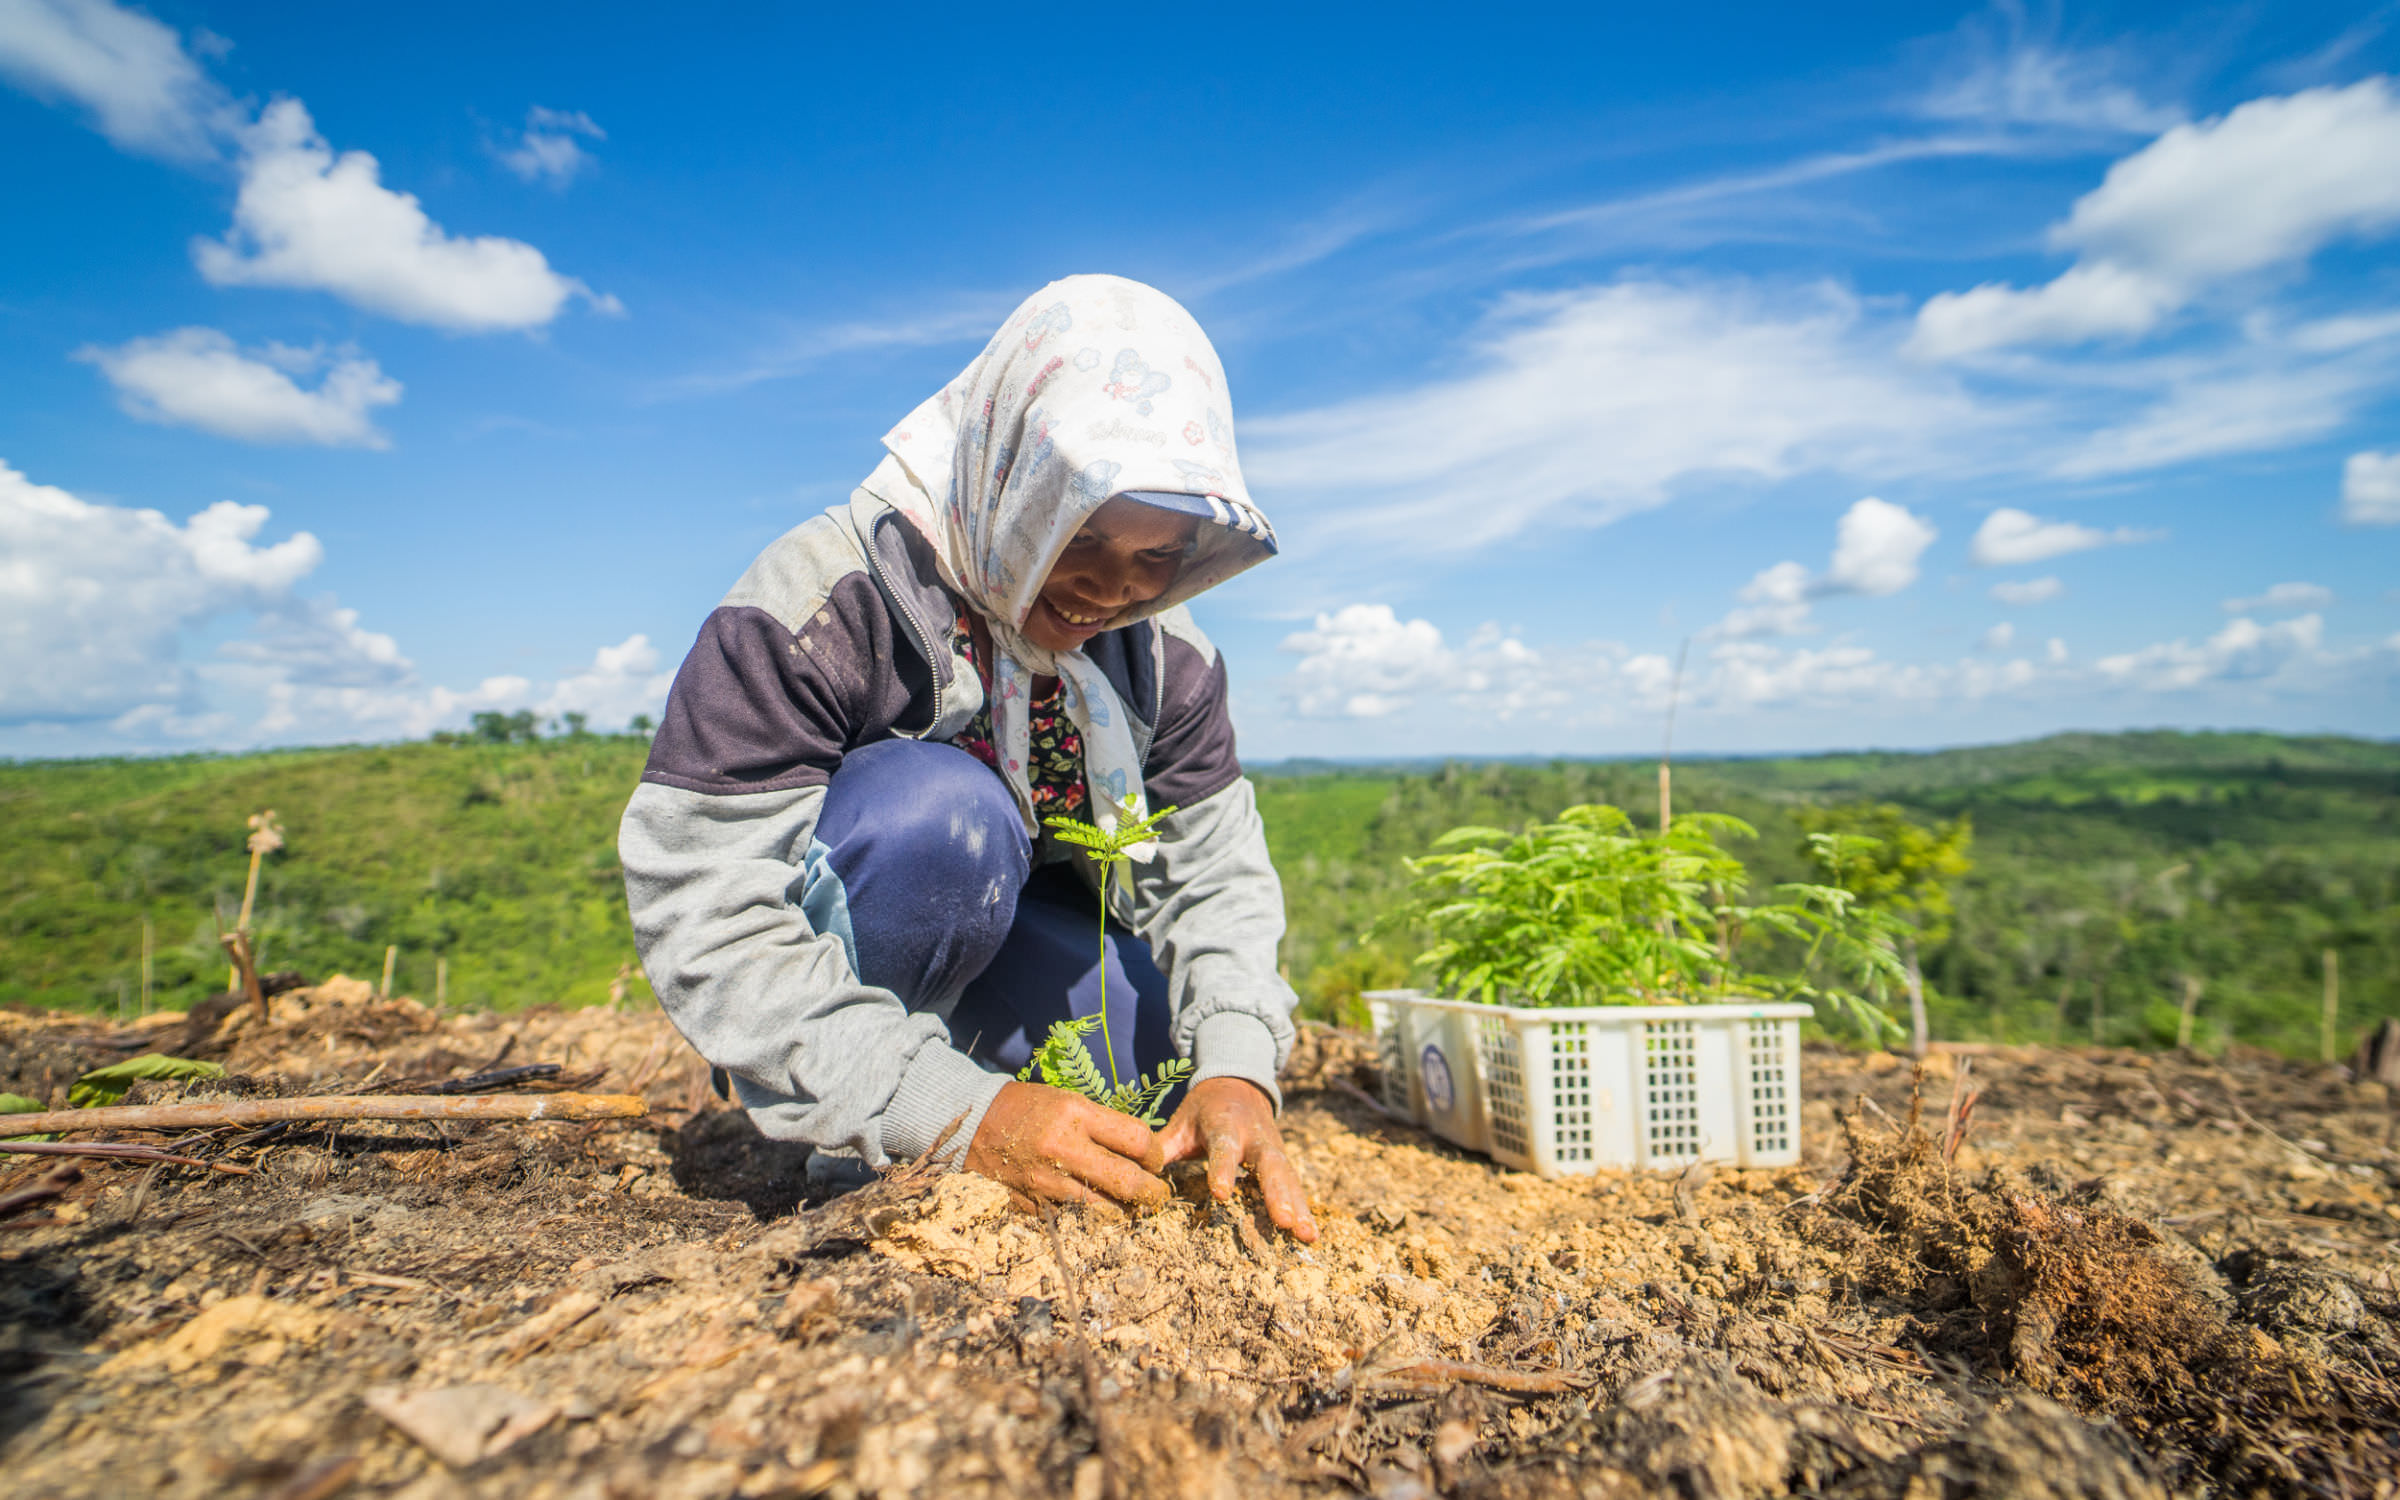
[659,295,1021,398]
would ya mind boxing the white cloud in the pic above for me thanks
[2223,581,2333,614]
[2343,449,2400,524]
[0,457,322,721]
[217,597,411,689]
[1245,280,1978,552]
[194,99,616,332]
[1276,604,1568,719]
[2095,614,2325,690]
[1717,560,1815,640]
[1823,496,1938,595]
[76,327,401,447]
[2046,637,2069,664]
[1969,506,2155,565]
[536,634,672,728]
[1714,497,1935,638]
[0,0,226,159]
[1991,575,2064,605]
[1912,79,2400,358]
[498,105,603,188]
[1980,621,2016,651]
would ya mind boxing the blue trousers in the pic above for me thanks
[807,738,1178,1091]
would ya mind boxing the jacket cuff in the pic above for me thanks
[1189,1012,1283,1112]
[879,1043,1009,1165]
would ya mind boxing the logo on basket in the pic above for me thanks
[1419,1044,1455,1114]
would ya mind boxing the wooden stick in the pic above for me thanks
[380,944,398,998]
[0,1091,647,1138]
[2322,949,2340,1065]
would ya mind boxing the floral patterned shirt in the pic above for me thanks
[948,609,1087,820]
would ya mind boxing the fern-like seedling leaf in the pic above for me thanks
[1018,1015,1112,1102]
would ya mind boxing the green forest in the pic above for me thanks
[3,729,2394,1057]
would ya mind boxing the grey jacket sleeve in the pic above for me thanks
[620,781,1006,1165]
[1126,776,1299,1109]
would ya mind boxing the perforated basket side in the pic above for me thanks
[1639,1018,1704,1167]
[1739,1017,1799,1165]
[1364,992,1420,1122]
[1473,1012,1532,1169]
[1541,1020,1597,1171]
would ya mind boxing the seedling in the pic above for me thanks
[1022,797,1192,1125]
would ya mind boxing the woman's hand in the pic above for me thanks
[965,1080,1169,1214]
[1155,1077,1318,1243]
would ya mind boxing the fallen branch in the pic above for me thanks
[1,1140,251,1174]
[0,1091,647,1139]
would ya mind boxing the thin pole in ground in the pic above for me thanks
[2322,949,2340,1064]
[380,945,398,998]
[140,918,152,1016]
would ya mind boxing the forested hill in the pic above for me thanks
[4,731,2394,1056]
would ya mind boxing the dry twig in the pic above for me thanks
[0,1091,647,1138]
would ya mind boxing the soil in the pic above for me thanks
[3,982,2396,1500]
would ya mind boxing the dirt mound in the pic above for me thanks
[4,989,2398,1498]
[1813,1088,2400,1495]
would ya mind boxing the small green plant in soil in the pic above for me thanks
[1391,803,1910,1040]
[1023,798,1192,1125]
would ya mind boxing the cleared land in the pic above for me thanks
[4,984,2396,1499]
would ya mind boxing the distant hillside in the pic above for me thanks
[5,730,2394,1056]
[0,737,653,1015]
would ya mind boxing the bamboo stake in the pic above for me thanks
[140,918,153,1016]
[436,956,448,1007]
[2177,973,2202,1051]
[0,1092,647,1139]
[380,945,398,998]
[2321,949,2339,1065]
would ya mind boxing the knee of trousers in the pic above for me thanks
[822,738,1030,904]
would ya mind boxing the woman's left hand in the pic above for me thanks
[1155,1077,1318,1243]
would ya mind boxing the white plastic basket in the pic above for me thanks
[1362,990,1810,1177]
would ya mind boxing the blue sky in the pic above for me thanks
[2,0,2396,762]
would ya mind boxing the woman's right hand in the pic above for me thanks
[964,1080,1169,1214]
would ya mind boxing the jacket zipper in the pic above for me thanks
[861,520,946,736]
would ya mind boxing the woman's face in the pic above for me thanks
[1022,496,1200,652]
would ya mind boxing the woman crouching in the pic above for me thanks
[620,274,1314,1240]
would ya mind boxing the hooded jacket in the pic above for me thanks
[619,485,1297,1164]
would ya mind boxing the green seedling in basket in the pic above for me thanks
[1390,802,1909,1042]
[1021,797,1191,1125]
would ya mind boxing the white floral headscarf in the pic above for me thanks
[859,275,1276,854]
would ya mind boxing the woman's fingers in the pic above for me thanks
[1249,1141,1319,1243]
[1204,1125,1246,1202]
[1077,1097,1161,1166]
[1063,1136,1169,1210]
